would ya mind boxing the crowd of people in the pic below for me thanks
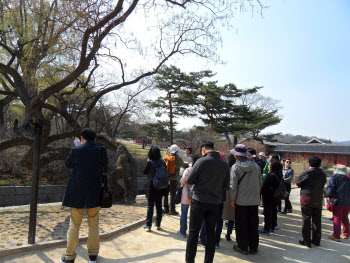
[142,142,350,263]
[58,128,350,263]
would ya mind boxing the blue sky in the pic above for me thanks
[176,0,350,141]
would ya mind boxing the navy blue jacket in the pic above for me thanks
[326,174,350,206]
[253,157,266,174]
[63,141,109,208]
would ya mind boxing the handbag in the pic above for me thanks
[100,172,113,208]
[273,174,288,200]
[175,187,183,205]
[326,180,347,212]
[326,197,337,212]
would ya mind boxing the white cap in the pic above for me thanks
[168,144,180,154]
[258,152,266,157]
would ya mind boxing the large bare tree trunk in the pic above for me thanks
[97,137,138,203]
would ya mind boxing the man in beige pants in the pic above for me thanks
[60,128,109,263]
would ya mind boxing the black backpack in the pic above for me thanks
[151,161,169,190]
[273,174,288,200]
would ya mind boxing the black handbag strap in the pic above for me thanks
[273,173,283,185]
[235,172,247,201]
[238,172,247,185]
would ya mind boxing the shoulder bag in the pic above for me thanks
[327,180,347,212]
[100,147,113,208]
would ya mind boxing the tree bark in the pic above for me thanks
[168,93,174,145]
[225,132,233,149]
[28,124,42,244]
[107,141,138,203]
[233,135,238,146]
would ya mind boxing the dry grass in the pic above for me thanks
[291,156,335,185]
[122,142,166,177]
[123,142,166,160]
[0,198,148,249]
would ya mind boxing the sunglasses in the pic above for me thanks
[286,161,291,163]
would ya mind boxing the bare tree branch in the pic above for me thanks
[42,103,79,128]
[47,128,84,145]
[0,136,33,151]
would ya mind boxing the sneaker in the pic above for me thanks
[156,225,162,230]
[299,240,311,248]
[60,255,75,263]
[143,225,151,232]
[89,255,97,263]
[162,209,169,214]
[198,241,205,247]
[233,245,249,255]
[279,211,287,215]
[286,209,293,213]
[328,235,340,242]
[341,233,349,239]
[274,225,279,230]
[259,229,270,236]
[215,242,219,249]
[225,234,231,241]
[177,231,186,238]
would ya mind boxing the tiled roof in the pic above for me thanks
[268,144,350,155]
[305,137,333,144]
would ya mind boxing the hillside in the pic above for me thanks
[334,140,350,145]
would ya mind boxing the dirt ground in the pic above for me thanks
[0,199,147,248]
[1,190,350,263]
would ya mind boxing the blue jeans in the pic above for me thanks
[180,204,190,236]
[146,198,162,227]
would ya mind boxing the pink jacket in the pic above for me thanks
[180,166,192,205]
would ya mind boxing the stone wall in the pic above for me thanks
[117,177,148,194]
[0,177,149,207]
[0,185,66,207]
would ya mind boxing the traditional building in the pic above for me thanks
[239,137,350,166]
[267,144,350,166]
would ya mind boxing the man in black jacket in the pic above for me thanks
[185,141,230,263]
[60,128,109,263]
[256,152,267,174]
[295,156,327,248]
